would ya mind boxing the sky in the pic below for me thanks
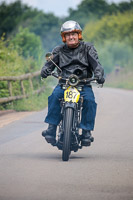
[0,0,130,17]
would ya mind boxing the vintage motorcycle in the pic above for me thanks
[44,53,100,161]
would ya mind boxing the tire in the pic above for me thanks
[62,107,74,161]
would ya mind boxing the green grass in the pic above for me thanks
[1,76,57,111]
[105,70,133,90]
[4,84,52,111]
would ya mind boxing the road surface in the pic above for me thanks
[0,87,133,200]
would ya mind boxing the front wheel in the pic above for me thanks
[62,107,74,161]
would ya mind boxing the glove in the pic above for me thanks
[41,68,51,78]
[41,70,48,78]
[97,76,105,84]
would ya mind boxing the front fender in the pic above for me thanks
[64,102,77,110]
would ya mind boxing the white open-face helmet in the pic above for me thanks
[60,20,82,43]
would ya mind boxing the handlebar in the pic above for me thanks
[41,71,102,87]
[51,71,98,84]
[80,77,98,84]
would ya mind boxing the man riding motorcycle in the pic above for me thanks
[41,20,105,146]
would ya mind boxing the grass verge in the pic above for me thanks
[105,69,133,90]
[0,77,55,111]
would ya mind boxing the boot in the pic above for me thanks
[81,129,94,146]
[42,124,57,144]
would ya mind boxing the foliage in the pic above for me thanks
[0,36,42,103]
[67,0,133,27]
[83,12,133,47]
[105,70,133,90]
[0,0,31,38]
[0,36,55,111]
[96,40,133,74]
[24,11,62,51]
[0,36,40,76]
[10,27,44,61]
[82,11,133,78]
[0,0,63,51]
[7,83,52,111]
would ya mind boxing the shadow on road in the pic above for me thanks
[1,151,132,162]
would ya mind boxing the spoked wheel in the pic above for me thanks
[62,107,74,161]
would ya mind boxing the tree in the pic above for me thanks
[82,11,133,74]
[67,0,133,28]
[0,0,62,51]
[118,1,133,13]
[10,27,43,61]
[24,12,62,51]
[97,40,133,74]
[83,12,133,47]
[0,0,30,38]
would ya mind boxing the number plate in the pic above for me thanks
[64,86,80,103]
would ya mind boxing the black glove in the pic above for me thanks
[41,70,48,78]
[41,68,51,78]
[97,76,105,84]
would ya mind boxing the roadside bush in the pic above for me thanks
[96,40,133,74]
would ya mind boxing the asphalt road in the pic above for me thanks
[0,87,133,200]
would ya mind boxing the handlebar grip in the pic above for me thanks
[81,77,98,83]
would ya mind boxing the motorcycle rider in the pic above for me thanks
[41,20,105,146]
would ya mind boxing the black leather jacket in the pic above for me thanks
[41,41,104,82]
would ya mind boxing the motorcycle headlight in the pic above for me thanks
[68,74,79,86]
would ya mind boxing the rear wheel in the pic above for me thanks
[62,107,74,161]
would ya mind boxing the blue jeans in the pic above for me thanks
[45,85,97,131]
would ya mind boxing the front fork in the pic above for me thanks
[58,98,83,149]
